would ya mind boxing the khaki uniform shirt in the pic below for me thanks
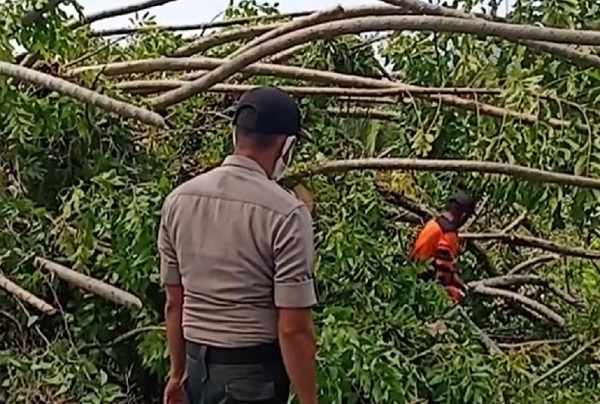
[158,155,317,348]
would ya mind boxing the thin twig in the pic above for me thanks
[0,61,164,127]
[83,325,165,349]
[469,274,580,305]
[70,0,180,29]
[498,337,575,350]
[532,336,600,385]
[91,10,315,36]
[501,211,528,233]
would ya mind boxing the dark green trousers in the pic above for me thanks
[183,342,290,404]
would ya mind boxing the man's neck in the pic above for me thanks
[232,149,272,178]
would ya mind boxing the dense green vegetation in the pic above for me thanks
[1,0,600,402]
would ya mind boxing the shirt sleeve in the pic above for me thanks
[158,197,181,286]
[272,205,317,308]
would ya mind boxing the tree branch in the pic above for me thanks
[0,273,57,315]
[326,103,583,133]
[116,81,499,97]
[69,0,180,29]
[469,274,580,305]
[290,158,600,190]
[229,6,346,59]
[70,56,583,132]
[34,258,143,310]
[460,232,600,259]
[170,23,282,57]
[380,0,600,70]
[471,284,566,326]
[0,62,164,127]
[507,254,560,275]
[149,15,600,109]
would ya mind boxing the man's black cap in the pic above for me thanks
[226,86,311,140]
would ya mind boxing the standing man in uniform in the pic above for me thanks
[158,86,318,404]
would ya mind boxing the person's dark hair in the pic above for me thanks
[444,190,474,224]
[234,108,278,148]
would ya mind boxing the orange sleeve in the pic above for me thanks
[409,219,442,260]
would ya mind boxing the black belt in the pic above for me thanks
[186,340,283,365]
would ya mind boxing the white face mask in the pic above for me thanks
[272,136,296,181]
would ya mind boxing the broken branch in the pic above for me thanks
[0,272,57,315]
[290,158,600,190]
[0,62,164,127]
[34,258,143,310]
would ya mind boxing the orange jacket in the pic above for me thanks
[410,216,460,273]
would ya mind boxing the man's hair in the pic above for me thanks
[444,190,474,217]
[234,108,278,148]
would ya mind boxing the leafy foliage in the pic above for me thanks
[1,0,600,402]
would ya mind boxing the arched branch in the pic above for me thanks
[228,6,346,58]
[471,284,566,326]
[0,61,164,127]
[150,15,600,109]
[507,254,560,275]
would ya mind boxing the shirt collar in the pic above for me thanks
[221,155,268,177]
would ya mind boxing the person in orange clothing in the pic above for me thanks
[409,191,474,303]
